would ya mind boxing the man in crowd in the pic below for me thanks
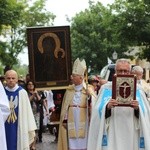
[57,58,96,150]
[132,65,150,100]
[88,58,150,150]
[0,81,10,150]
[4,70,37,150]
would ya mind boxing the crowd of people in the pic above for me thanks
[57,58,150,150]
[0,57,150,150]
[0,70,55,150]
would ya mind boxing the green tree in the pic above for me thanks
[71,0,150,74]
[71,1,129,74]
[13,63,28,78]
[110,0,150,61]
[0,0,55,69]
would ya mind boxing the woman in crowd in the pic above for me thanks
[26,80,41,150]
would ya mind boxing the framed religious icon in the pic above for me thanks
[27,26,72,88]
[112,74,137,106]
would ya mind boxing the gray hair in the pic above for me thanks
[115,58,131,70]
[132,65,143,73]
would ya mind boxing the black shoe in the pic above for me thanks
[39,139,42,143]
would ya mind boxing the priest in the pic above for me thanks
[57,58,96,150]
[4,70,37,150]
[88,58,150,150]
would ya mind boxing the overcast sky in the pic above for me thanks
[45,0,114,25]
[19,0,114,65]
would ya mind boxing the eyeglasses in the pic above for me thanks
[116,70,130,74]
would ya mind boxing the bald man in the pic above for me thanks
[4,70,37,150]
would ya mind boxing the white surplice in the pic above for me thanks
[69,84,88,150]
[5,85,37,150]
[88,82,150,150]
[0,81,10,150]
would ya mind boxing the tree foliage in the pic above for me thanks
[0,0,55,69]
[71,0,150,74]
[71,2,128,73]
[110,0,150,61]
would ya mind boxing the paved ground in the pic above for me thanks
[36,131,57,150]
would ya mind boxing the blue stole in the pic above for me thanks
[5,86,22,150]
[98,88,111,147]
[98,88,145,148]
[98,88,111,118]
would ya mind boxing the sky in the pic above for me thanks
[45,0,114,25]
[18,0,114,65]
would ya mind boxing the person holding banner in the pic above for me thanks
[57,58,96,150]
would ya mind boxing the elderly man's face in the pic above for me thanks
[132,71,143,80]
[70,74,83,85]
[115,62,131,75]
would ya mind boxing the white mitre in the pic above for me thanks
[72,58,86,76]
